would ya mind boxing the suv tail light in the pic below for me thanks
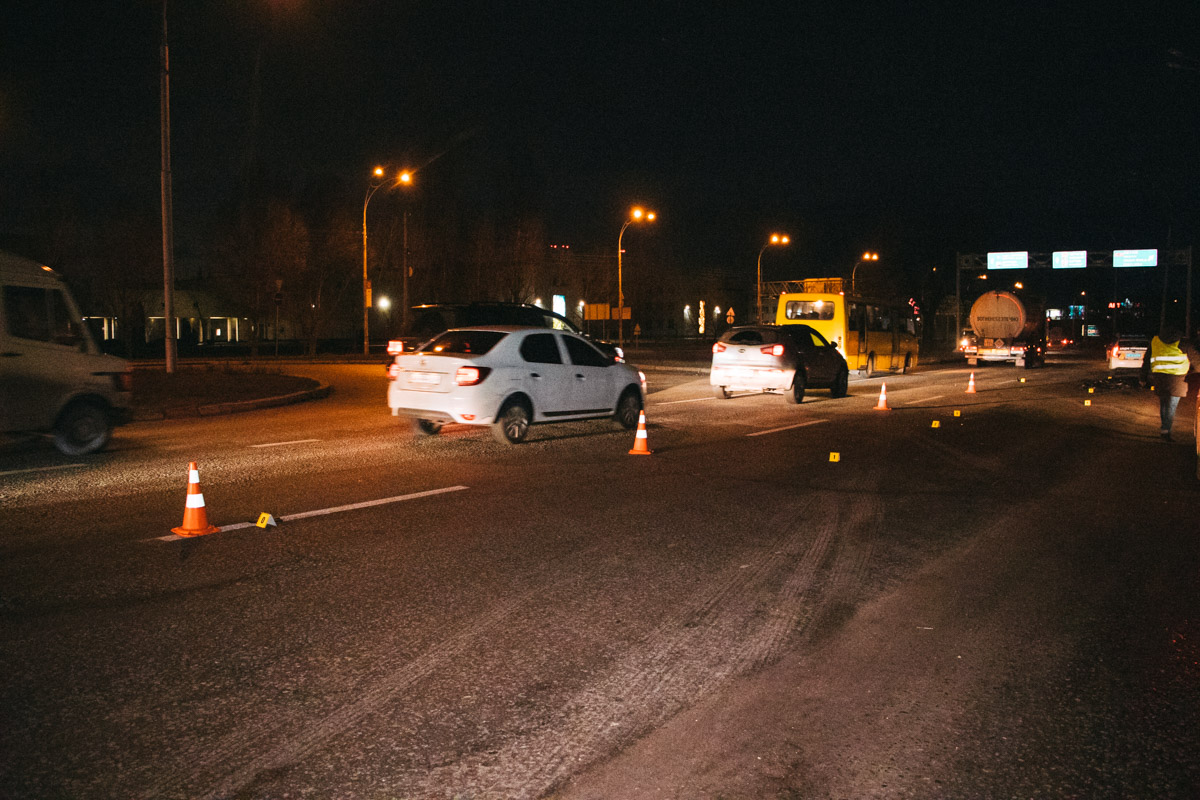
[761,344,785,357]
[455,366,491,386]
[387,340,404,356]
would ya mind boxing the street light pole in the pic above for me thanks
[757,233,789,323]
[362,172,383,356]
[851,251,879,296]
[616,206,655,348]
[362,167,412,355]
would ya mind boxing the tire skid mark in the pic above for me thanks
[142,542,614,800]
[405,495,848,797]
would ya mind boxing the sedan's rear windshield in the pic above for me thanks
[424,330,506,355]
[721,328,780,345]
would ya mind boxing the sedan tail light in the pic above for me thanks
[712,342,726,353]
[455,366,491,386]
[387,340,404,356]
[387,363,402,380]
[761,344,784,357]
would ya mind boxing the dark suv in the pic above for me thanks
[388,303,623,360]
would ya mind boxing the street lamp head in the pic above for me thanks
[373,166,385,178]
[398,170,413,185]
[629,207,656,223]
[769,233,790,246]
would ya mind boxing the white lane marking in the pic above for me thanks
[0,463,85,477]
[654,396,714,405]
[903,394,946,405]
[278,486,468,521]
[154,485,469,542]
[746,419,828,437]
[249,439,321,448]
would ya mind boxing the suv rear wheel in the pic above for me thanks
[785,370,807,405]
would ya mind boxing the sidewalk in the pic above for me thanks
[130,366,331,421]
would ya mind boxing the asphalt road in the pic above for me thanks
[1,356,1197,799]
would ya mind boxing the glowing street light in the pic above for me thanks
[617,205,656,348]
[757,233,790,323]
[850,251,879,296]
[362,166,414,354]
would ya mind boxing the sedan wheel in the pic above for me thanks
[712,385,730,400]
[411,418,443,436]
[492,399,531,444]
[614,389,641,429]
[785,370,807,405]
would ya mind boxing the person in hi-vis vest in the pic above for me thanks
[1140,324,1195,441]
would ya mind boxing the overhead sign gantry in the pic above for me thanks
[955,247,1193,338]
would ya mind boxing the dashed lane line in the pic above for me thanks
[0,463,85,477]
[249,438,321,448]
[746,419,828,437]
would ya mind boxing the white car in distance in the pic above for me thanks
[388,326,646,443]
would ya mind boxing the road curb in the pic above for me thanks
[131,382,333,422]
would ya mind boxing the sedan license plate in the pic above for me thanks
[409,371,439,387]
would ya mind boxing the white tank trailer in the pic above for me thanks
[964,291,1044,366]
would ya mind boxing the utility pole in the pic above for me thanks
[160,0,177,373]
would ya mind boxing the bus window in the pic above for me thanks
[783,300,834,321]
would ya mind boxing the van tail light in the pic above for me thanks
[761,344,785,357]
[387,363,402,380]
[712,342,726,353]
[455,366,491,386]
[387,340,404,356]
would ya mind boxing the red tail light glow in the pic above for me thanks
[761,344,785,356]
[387,340,404,356]
[387,363,402,380]
[455,366,491,386]
[712,342,726,353]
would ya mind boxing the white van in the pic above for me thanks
[0,251,132,454]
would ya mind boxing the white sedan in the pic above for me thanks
[1107,335,1149,371]
[387,326,646,443]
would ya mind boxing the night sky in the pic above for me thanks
[3,0,1200,290]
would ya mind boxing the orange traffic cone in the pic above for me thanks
[966,372,977,393]
[172,461,220,537]
[874,383,890,410]
[628,409,653,455]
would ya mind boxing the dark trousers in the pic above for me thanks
[1160,394,1181,432]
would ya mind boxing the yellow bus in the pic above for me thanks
[775,281,920,376]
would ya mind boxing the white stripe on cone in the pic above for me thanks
[186,493,206,508]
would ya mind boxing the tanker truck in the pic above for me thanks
[962,290,1046,367]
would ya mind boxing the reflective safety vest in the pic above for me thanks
[1149,337,1188,375]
